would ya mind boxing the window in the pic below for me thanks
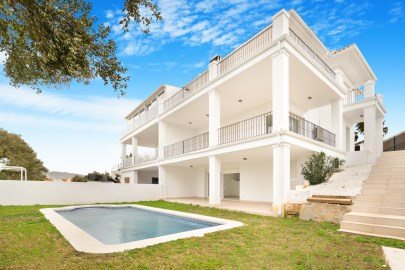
[152,177,159,184]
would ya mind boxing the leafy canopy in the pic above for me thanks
[0,129,48,180]
[0,0,162,95]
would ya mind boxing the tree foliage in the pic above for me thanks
[355,121,388,141]
[0,0,162,95]
[301,152,344,185]
[0,129,48,180]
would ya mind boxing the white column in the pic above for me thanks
[158,121,166,159]
[121,143,126,164]
[272,143,291,215]
[375,116,384,157]
[334,69,344,87]
[209,155,221,205]
[209,89,220,146]
[131,137,138,165]
[159,166,166,199]
[271,9,290,40]
[208,55,220,81]
[331,98,344,150]
[272,50,290,132]
[364,106,376,153]
[131,170,138,184]
[364,80,375,98]
[349,125,356,152]
[220,173,224,199]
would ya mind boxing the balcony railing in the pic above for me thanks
[289,113,335,147]
[164,132,209,158]
[122,106,159,137]
[219,25,272,75]
[344,88,364,105]
[122,157,133,168]
[134,155,157,165]
[289,29,336,80]
[219,112,273,144]
[163,71,209,112]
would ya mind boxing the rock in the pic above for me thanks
[284,204,303,217]
[299,202,351,224]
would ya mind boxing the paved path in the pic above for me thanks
[382,246,405,270]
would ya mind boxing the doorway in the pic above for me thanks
[223,173,240,200]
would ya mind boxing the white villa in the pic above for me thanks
[113,9,386,215]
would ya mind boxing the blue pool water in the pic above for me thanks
[57,207,219,245]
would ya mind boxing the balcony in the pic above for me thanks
[344,88,364,105]
[122,105,158,137]
[164,132,209,158]
[218,25,272,76]
[163,71,209,112]
[289,29,336,80]
[219,112,273,145]
[217,112,335,147]
[289,113,335,147]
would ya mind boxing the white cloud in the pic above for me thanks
[389,2,404,23]
[0,85,139,121]
[0,85,141,174]
[0,51,6,63]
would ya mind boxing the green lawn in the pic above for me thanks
[1,201,404,270]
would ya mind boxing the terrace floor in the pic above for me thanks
[165,197,277,216]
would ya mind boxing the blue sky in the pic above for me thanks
[0,0,404,175]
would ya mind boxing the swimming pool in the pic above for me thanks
[41,204,243,253]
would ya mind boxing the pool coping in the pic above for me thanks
[40,204,243,253]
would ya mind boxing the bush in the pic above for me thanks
[301,152,344,185]
[72,175,87,182]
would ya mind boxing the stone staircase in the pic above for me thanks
[339,150,405,240]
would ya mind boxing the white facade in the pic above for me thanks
[114,9,386,215]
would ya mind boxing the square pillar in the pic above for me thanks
[364,80,375,98]
[364,106,376,153]
[349,125,356,152]
[131,170,138,184]
[272,143,291,215]
[209,55,220,81]
[375,116,384,156]
[209,89,220,146]
[209,155,221,205]
[121,143,126,164]
[131,137,138,165]
[272,50,290,132]
[272,9,290,40]
[159,166,166,199]
[331,98,343,149]
[158,121,167,159]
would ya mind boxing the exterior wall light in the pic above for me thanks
[308,97,312,100]
[238,99,243,103]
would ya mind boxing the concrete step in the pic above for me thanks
[343,212,405,227]
[355,193,405,202]
[339,221,405,239]
[362,183,405,189]
[361,188,405,194]
[365,180,405,184]
[351,205,405,216]
[354,199,405,208]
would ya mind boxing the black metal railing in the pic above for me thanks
[219,112,273,144]
[164,132,209,158]
[289,29,336,79]
[289,113,335,147]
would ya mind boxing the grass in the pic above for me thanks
[1,201,404,270]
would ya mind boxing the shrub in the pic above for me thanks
[301,152,344,185]
[72,175,87,182]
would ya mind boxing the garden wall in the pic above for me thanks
[0,181,161,205]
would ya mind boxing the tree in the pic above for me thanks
[0,129,48,180]
[354,121,388,141]
[301,152,344,185]
[0,0,162,95]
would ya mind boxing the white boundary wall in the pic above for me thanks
[0,181,161,205]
